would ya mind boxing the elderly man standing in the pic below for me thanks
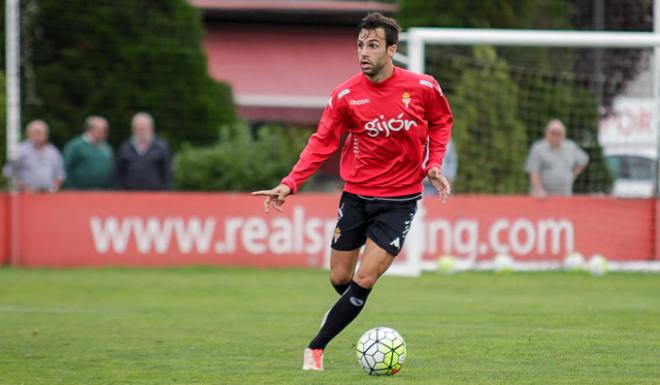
[63,116,114,190]
[525,119,589,197]
[3,120,65,192]
[117,112,172,190]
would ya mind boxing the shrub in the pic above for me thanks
[174,123,310,191]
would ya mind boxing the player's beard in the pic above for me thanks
[361,59,385,77]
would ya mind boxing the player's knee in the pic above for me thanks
[329,269,352,286]
[353,271,378,289]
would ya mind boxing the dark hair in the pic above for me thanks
[357,12,400,46]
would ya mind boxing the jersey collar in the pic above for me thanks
[361,66,399,89]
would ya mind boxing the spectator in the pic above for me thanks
[63,116,114,190]
[525,119,589,197]
[3,120,65,192]
[424,139,457,196]
[117,112,172,190]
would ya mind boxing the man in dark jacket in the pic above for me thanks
[117,112,172,190]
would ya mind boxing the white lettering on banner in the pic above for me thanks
[364,113,418,138]
[89,208,337,259]
[132,217,175,254]
[270,218,292,254]
[453,220,478,258]
[173,217,215,254]
[294,207,305,252]
[425,217,574,259]
[223,218,243,253]
[242,217,268,254]
[88,208,574,260]
[426,219,452,255]
[489,219,510,254]
[90,216,132,253]
[509,219,536,255]
[537,219,574,254]
[304,219,324,254]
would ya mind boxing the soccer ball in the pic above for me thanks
[493,254,514,273]
[588,254,608,276]
[436,255,457,274]
[563,252,586,272]
[356,327,406,376]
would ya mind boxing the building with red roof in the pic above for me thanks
[189,0,396,125]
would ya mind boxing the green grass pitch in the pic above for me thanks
[1,267,659,384]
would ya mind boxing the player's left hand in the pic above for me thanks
[427,167,451,204]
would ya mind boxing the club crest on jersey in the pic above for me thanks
[364,113,418,138]
[333,227,342,243]
[402,91,411,108]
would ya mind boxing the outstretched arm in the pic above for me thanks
[253,89,347,212]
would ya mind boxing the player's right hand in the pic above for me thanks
[427,167,451,204]
[251,184,292,213]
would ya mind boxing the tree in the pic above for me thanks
[397,0,613,194]
[450,47,527,193]
[398,0,572,30]
[0,72,6,182]
[18,0,234,150]
[573,0,653,110]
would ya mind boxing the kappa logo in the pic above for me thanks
[350,297,365,306]
[389,237,401,250]
[350,98,370,106]
[364,113,418,138]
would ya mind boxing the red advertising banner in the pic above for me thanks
[3,192,654,267]
[656,199,660,261]
[0,194,7,265]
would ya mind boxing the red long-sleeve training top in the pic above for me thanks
[281,66,453,197]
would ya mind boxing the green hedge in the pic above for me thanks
[174,123,310,191]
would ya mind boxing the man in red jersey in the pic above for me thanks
[252,12,452,371]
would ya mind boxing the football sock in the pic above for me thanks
[309,281,371,349]
[331,282,350,295]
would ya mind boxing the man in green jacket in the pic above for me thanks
[63,116,114,190]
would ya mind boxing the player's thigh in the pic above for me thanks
[353,238,396,289]
[331,192,368,254]
[329,247,360,284]
[365,199,419,256]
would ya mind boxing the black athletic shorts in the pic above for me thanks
[331,191,421,256]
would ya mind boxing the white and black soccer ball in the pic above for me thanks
[356,327,407,376]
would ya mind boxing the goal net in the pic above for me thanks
[388,28,660,275]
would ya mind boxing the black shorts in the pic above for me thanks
[331,191,421,256]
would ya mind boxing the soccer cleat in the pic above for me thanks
[302,348,324,371]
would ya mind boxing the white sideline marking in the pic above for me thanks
[0,305,139,315]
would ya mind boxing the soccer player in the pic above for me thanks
[252,12,453,371]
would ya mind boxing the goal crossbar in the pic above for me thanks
[405,28,660,75]
[408,28,660,48]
